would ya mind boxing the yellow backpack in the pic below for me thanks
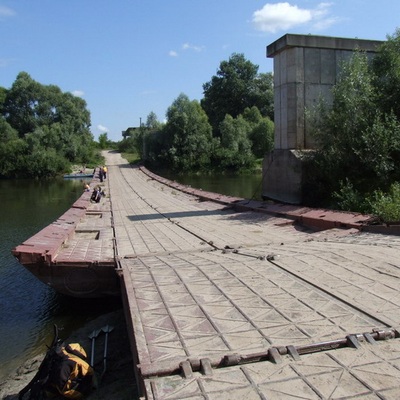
[19,326,97,400]
[44,343,97,399]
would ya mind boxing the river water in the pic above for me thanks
[0,178,121,382]
[152,169,263,200]
[0,170,263,382]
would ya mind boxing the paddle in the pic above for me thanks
[101,325,114,378]
[88,328,102,367]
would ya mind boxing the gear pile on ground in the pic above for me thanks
[0,310,138,400]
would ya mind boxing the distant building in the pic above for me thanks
[122,127,138,140]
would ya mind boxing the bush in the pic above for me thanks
[333,180,369,213]
[368,182,400,223]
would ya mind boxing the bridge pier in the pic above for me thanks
[263,34,383,204]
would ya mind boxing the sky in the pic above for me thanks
[1,1,399,142]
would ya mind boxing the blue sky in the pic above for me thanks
[1,1,399,141]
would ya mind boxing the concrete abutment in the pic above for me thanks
[263,34,383,204]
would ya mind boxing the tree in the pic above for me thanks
[372,28,400,120]
[162,93,214,170]
[0,86,7,114]
[3,72,42,135]
[201,53,274,134]
[1,72,94,177]
[145,111,162,130]
[140,112,163,160]
[242,106,274,157]
[306,49,400,206]
[217,114,254,170]
[0,116,22,177]
[98,132,109,149]
[248,73,274,121]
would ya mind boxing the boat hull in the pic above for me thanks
[12,168,118,298]
[63,173,94,179]
[21,261,120,298]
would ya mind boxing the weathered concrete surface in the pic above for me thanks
[103,151,400,399]
[264,33,384,204]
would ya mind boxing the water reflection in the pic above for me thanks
[152,169,263,200]
[0,178,121,382]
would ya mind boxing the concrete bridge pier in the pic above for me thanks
[263,34,383,204]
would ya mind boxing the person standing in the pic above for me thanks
[99,167,104,182]
[103,165,107,179]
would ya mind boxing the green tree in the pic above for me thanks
[0,86,7,114]
[140,112,163,160]
[145,111,162,130]
[98,132,109,149]
[306,49,400,206]
[1,72,94,177]
[3,72,42,135]
[201,54,274,135]
[217,114,254,170]
[248,73,274,121]
[242,106,274,157]
[162,93,214,170]
[0,116,22,177]
[372,28,400,119]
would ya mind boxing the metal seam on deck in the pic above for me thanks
[102,153,400,399]
[121,250,389,380]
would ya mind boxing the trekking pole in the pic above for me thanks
[101,325,114,378]
[88,328,102,367]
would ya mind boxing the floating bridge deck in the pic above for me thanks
[14,151,400,399]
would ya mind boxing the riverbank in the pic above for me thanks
[0,309,139,400]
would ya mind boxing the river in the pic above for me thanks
[0,170,263,382]
[0,178,121,382]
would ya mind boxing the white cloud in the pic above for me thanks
[72,90,84,97]
[182,43,205,52]
[169,43,205,57]
[252,2,335,33]
[97,124,108,133]
[141,89,156,95]
[311,2,338,30]
[0,58,12,67]
[0,5,16,18]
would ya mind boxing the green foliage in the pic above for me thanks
[145,111,162,130]
[336,180,400,223]
[372,28,400,120]
[0,137,28,178]
[307,49,400,204]
[0,86,7,114]
[1,72,95,178]
[98,132,109,149]
[333,180,370,214]
[304,29,400,220]
[118,135,137,154]
[161,94,214,171]
[201,53,274,135]
[124,54,275,175]
[217,114,254,170]
[368,182,400,222]
[121,152,141,165]
[249,73,274,121]
[242,107,274,157]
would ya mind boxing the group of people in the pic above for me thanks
[90,186,105,203]
[83,165,108,203]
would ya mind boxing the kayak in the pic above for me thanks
[63,173,94,179]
